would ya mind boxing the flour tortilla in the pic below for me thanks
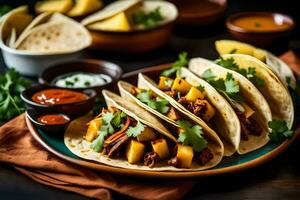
[189,57,272,154]
[119,68,239,157]
[17,13,91,53]
[0,6,32,46]
[81,0,142,25]
[221,54,294,129]
[14,12,52,49]
[64,90,224,171]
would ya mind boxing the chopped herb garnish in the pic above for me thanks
[216,57,265,87]
[90,111,125,152]
[126,121,145,138]
[230,49,237,54]
[164,79,173,88]
[84,81,91,86]
[255,22,261,27]
[161,52,189,77]
[132,7,164,28]
[197,85,205,92]
[0,69,31,121]
[65,81,74,86]
[136,90,170,114]
[202,70,244,102]
[268,119,293,143]
[74,77,79,82]
[177,120,207,152]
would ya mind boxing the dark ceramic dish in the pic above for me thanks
[26,109,70,134]
[21,84,97,119]
[39,59,122,94]
[226,12,295,46]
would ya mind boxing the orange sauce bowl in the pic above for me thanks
[226,12,295,47]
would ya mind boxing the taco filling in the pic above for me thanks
[85,107,213,168]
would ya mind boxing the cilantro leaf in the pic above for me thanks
[111,111,126,128]
[136,90,170,114]
[132,7,164,28]
[126,121,145,138]
[201,69,216,82]
[161,52,189,77]
[177,120,207,152]
[164,79,173,87]
[0,5,12,16]
[197,85,205,92]
[225,73,239,93]
[0,68,31,122]
[268,119,293,143]
[216,57,265,87]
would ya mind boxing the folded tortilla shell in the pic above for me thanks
[189,57,272,154]
[222,54,294,129]
[64,90,224,171]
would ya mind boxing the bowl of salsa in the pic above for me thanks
[26,109,71,134]
[226,12,294,46]
[21,84,97,118]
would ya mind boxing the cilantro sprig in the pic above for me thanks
[0,5,11,16]
[126,121,145,138]
[177,120,207,152]
[161,52,189,77]
[0,69,31,122]
[90,111,126,152]
[202,70,244,103]
[136,90,170,114]
[132,7,164,28]
[216,57,265,87]
[268,119,293,143]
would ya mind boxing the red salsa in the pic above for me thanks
[31,89,88,105]
[37,114,70,125]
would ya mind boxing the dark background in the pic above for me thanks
[1,0,300,199]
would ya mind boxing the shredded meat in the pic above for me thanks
[144,152,159,168]
[178,97,207,120]
[237,113,262,141]
[168,156,181,168]
[198,148,214,165]
[103,135,129,158]
[165,90,179,100]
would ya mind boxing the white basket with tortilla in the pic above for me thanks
[0,6,92,76]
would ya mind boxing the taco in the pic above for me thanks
[216,54,294,129]
[64,90,224,170]
[189,57,272,154]
[118,67,240,156]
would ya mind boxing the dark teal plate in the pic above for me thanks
[26,64,299,178]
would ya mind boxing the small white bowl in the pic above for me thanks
[0,42,85,76]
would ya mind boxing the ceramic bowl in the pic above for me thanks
[226,12,295,47]
[21,84,96,118]
[39,59,122,94]
[87,1,178,53]
[26,109,70,134]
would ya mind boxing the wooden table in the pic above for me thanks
[1,0,300,199]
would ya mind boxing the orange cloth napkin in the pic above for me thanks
[0,114,194,200]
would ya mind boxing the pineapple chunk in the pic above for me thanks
[171,78,192,94]
[35,0,73,14]
[185,87,205,102]
[85,118,102,142]
[126,139,145,164]
[151,139,169,159]
[253,48,267,62]
[87,12,131,31]
[166,107,181,121]
[177,144,194,168]
[201,100,216,121]
[158,77,174,91]
[67,0,103,17]
[137,127,156,142]
[242,103,255,119]
[215,40,255,56]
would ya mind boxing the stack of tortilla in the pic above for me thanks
[0,6,91,54]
